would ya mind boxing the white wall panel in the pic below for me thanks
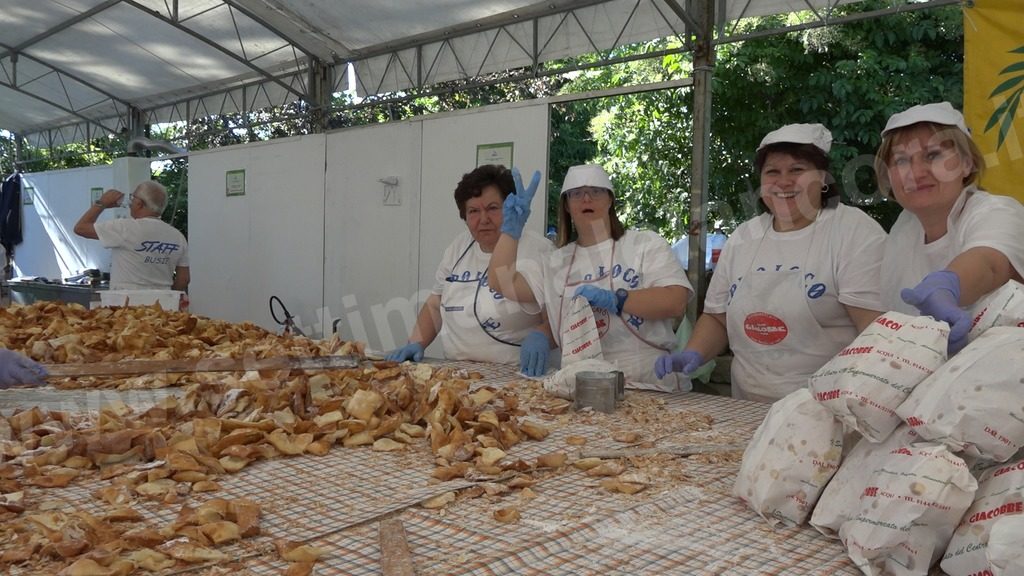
[16,158,151,280]
[187,100,549,354]
[417,102,549,356]
[188,135,326,335]
[323,121,423,352]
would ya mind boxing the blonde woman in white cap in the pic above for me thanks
[488,164,692,391]
[877,102,1024,355]
[656,124,887,403]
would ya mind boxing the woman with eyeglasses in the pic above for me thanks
[385,164,553,374]
[488,164,692,391]
[655,124,887,403]
[877,102,1024,356]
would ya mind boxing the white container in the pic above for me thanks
[97,289,183,310]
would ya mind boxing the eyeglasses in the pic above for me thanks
[564,188,609,201]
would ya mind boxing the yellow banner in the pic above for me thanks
[964,0,1024,203]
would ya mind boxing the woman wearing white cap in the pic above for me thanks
[488,164,692,391]
[385,165,553,374]
[655,124,887,403]
[877,102,1024,355]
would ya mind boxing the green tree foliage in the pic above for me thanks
[554,1,962,238]
[710,1,962,230]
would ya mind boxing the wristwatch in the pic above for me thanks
[614,288,629,315]
[93,199,106,208]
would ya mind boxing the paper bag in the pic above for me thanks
[733,388,845,527]
[941,458,1024,576]
[966,279,1024,343]
[809,312,947,443]
[560,295,603,367]
[839,443,977,576]
[897,327,1024,463]
[810,425,922,539]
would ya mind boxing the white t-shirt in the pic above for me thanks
[706,205,886,385]
[882,187,1024,314]
[708,205,885,317]
[95,217,189,290]
[523,229,692,389]
[432,229,551,364]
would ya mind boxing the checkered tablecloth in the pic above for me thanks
[11,360,861,575]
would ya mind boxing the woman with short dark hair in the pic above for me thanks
[385,164,553,375]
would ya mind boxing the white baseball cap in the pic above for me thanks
[560,164,614,195]
[757,123,832,153]
[882,102,969,137]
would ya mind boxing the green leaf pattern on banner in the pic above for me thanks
[986,46,1024,149]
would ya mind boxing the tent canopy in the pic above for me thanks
[1,0,891,147]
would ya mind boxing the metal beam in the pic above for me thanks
[223,0,316,60]
[0,0,123,62]
[229,0,346,61]
[346,42,696,116]
[660,0,701,34]
[0,45,134,112]
[687,0,714,321]
[348,0,611,63]
[122,0,307,102]
[716,0,960,44]
[0,81,119,135]
[548,78,693,104]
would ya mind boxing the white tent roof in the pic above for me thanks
[1,0,866,147]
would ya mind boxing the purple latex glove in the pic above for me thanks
[900,270,971,355]
[500,168,540,240]
[519,330,550,377]
[385,342,425,362]
[654,350,705,379]
[0,349,49,388]
[574,284,618,314]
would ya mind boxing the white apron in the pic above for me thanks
[439,242,539,364]
[556,241,687,392]
[726,214,851,403]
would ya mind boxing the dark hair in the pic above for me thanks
[555,188,626,248]
[754,142,840,213]
[454,164,514,219]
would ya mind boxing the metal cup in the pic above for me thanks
[574,371,617,413]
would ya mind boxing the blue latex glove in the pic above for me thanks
[0,349,48,388]
[500,168,540,240]
[385,342,425,362]
[900,269,971,355]
[654,350,705,380]
[574,284,618,314]
[519,330,550,377]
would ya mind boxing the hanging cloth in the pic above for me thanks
[0,173,24,254]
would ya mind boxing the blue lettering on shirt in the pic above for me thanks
[136,241,180,255]
[579,266,641,289]
[727,266,830,304]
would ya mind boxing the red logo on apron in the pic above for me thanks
[743,312,788,345]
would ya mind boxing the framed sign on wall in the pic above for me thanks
[476,142,513,168]
[226,169,246,197]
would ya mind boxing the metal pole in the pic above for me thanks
[686,0,714,321]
